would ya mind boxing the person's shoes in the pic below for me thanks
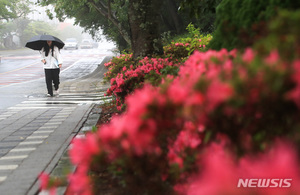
[47,94,52,97]
[54,89,59,96]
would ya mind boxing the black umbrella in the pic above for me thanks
[25,34,65,50]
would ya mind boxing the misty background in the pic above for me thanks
[0,0,113,50]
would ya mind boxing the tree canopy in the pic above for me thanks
[0,0,31,21]
[38,0,220,58]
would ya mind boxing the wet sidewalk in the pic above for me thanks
[0,56,113,195]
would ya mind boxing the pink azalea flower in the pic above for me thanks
[167,148,184,168]
[126,85,158,117]
[38,172,57,195]
[69,137,86,165]
[39,172,49,190]
[185,92,204,106]
[286,60,300,108]
[180,141,300,195]
[286,86,300,108]
[67,166,92,195]
[99,117,127,144]
[205,80,233,112]
[167,83,190,104]
[69,134,100,166]
[264,50,279,65]
[173,129,201,152]
[242,48,255,63]
[292,60,300,83]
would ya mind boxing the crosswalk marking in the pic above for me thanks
[0,177,7,182]
[0,155,28,160]
[0,92,112,184]
[10,148,36,152]
[33,130,54,134]
[19,141,44,145]
[0,165,18,170]
[26,136,48,139]
[7,93,112,110]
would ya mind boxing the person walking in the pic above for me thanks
[41,40,63,97]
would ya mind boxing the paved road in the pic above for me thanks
[0,46,114,194]
[0,46,114,109]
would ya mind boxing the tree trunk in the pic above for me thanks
[128,0,163,59]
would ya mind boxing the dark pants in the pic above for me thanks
[44,68,60,96]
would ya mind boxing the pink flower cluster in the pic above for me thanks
[175,43,190,47]
[105,56,177,109]
[176,140,300,195]
[38,172,62,195]
[286,60,300,108]
[163,35,212,60]
[63,48,300,194]
[67,134,100,195]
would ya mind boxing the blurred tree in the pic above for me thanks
[38,0,219,57]
[0,0,31,21]
[128,0,163,58]
[22,20,58,42]
[208,0,300,51]
[179,0,222,33]
[0,0,32,49]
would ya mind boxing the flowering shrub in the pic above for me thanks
[103,24,212,111]
[39,11,300,195]
[104,55,181,110]
[64,48,300,194]
[39,172,63,195]
[175,140,300,195]
[163,24,212,61]
[103,53,135,83]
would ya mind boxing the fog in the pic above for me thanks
[0,2,115,50]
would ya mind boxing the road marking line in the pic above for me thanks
[0,176,7,182]
[0,155,28,160]
[19,141,43,145]
[8,107,63,110]
[45,122,62,125]
[26,135,48,139]
[0,165,18,170]
[38,126,57,129]
[10,148,36,152]
[0,114,12,117]
[33,130,54,134]
[48,118,65,122]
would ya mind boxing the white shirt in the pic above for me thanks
[40,46,63,69]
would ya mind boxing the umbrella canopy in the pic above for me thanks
[25,34,65,50]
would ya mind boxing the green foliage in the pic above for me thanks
[104,24,213,108]
[0,18,55,49]
[0,0,31,21]
[160,66,179,77]
[39,0,131,51]
[0,0,32,46]
[23,21,59,40]
[164,24,212,61]
[38,0,219,54]
[42,8,300,195]
[209,0,300,51]
[179,0,222,33]
[255,10,300,61]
